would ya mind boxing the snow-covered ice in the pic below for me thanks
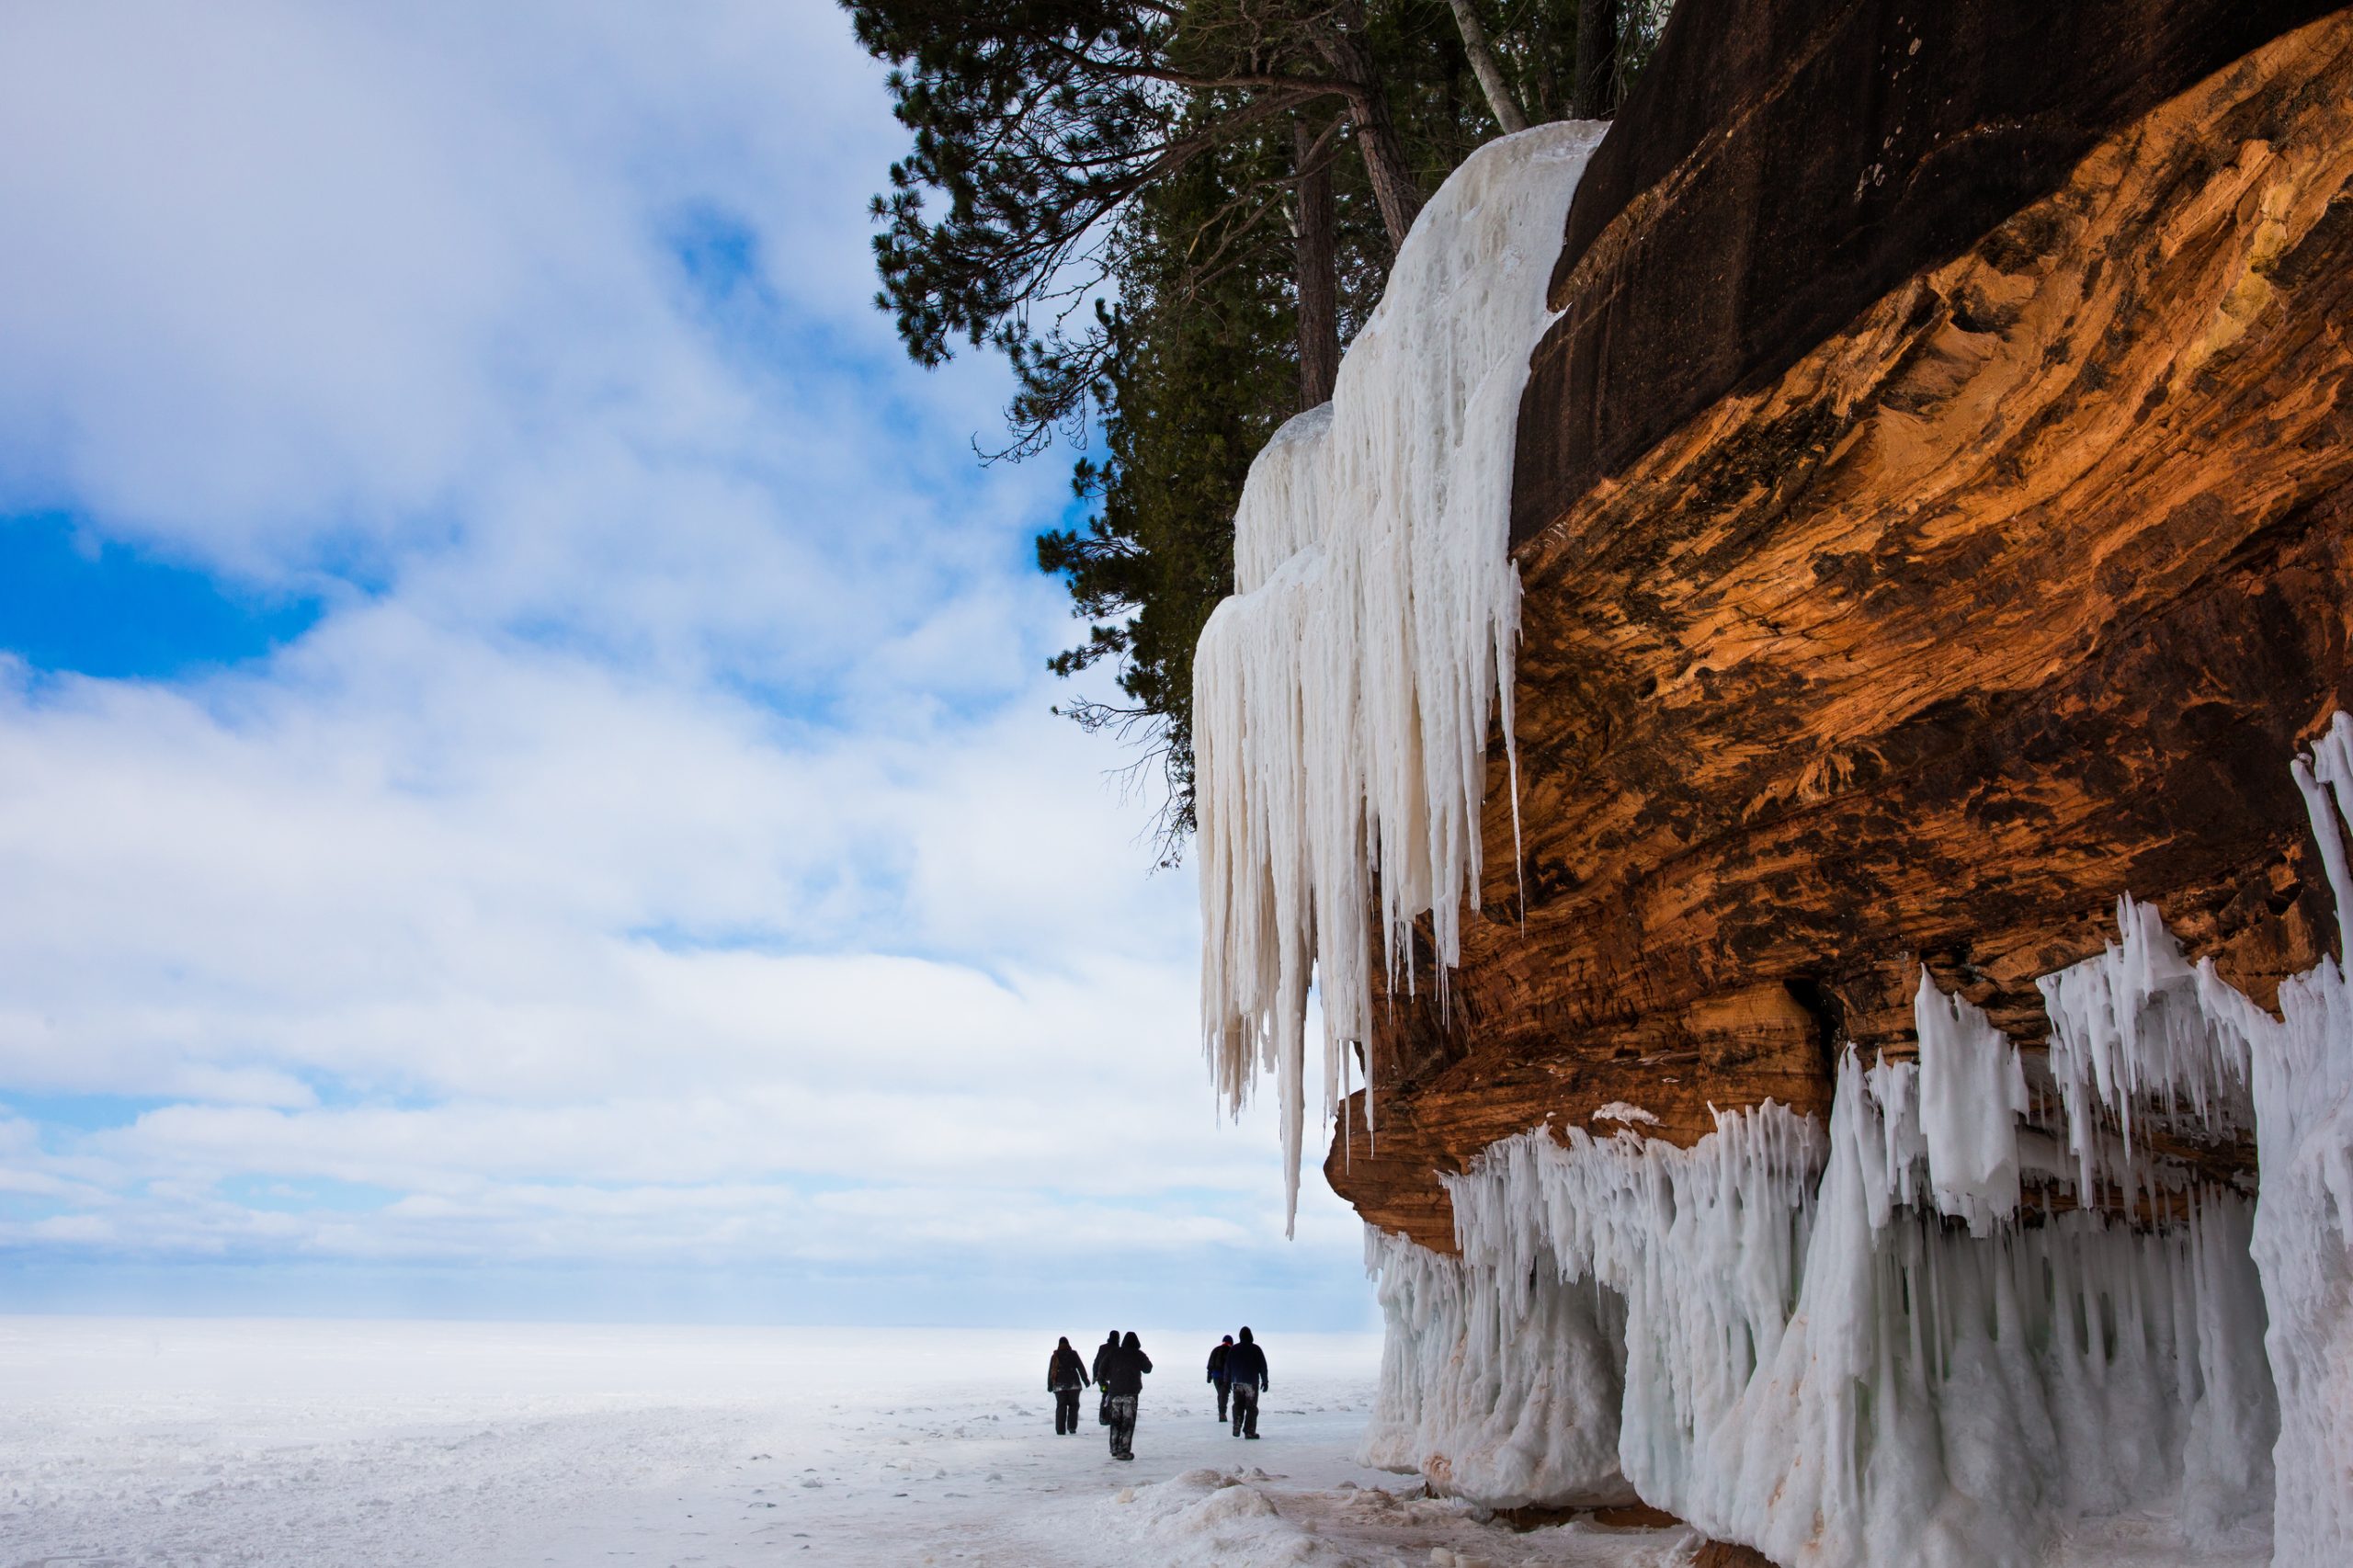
[0,1316,1695,1567]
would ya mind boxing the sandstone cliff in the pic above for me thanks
[1329,0,2353,1256]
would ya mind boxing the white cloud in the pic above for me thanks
[0,0,1361,1314]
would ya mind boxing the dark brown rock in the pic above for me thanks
[1517,0,2347,546]
[1691,1541,1780,1568]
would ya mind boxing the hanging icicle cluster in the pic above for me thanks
[1193,120,1608,1226]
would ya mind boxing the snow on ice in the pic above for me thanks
[0,1319,1692,1567]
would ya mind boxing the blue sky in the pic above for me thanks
[0,0,1369,1327]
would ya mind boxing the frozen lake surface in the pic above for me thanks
[0,1317,1692,1567]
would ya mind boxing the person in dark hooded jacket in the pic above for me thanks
[1206,1335,1235,1420]
[1097,1331,1154,1460]
[1047,1335,1091,1435]
[1091,1330,1120,1426]
[1225,1326,1268,1438]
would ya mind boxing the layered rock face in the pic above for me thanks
[1335,0,2353,1254]
[1193,3,2353,1564]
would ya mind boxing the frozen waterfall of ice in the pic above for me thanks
[1194,120,1609,1225]
[1360,719,2353,1565]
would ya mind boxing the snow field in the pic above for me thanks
[0,1318,1690,1567]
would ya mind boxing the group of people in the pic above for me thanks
[1043,1326,1271,1461]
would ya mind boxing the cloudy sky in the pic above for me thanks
[0,0,1369,1328]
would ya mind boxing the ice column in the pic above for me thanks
[1194,121,1610,1223]
[2234,714,2353,1566]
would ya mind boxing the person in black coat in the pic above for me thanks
[1225,1325,1269,1438]
[1206,1334,1235,1420]
[1097,1331,1154,1460]
[1091,1330,1120,1426]
[1047,1335,1091,1435]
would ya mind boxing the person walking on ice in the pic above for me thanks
[1225,1326,1268,1438]
[1091,1329,1120,1426]
[1206,1334,1234,1421]
[1097,1331,1153,1460]
[1047,1335,1090,1435]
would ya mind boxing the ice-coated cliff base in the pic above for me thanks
[1363,721,2353,1568]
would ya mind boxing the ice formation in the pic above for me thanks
[1194,121,1610,1223]
[1377,1059,2277,1564]
[2230,711,2353,1566]
[1913,972,2029,1234]
[1590,1102,1660,1127]
[2038,892,2256,1203]
[1359,719,2353,1565]
[1183,76,2352,1564]
[1361,1223,1632,1507]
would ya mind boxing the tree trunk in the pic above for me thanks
[1348,87,1427,249]
[1573,0,1622,119]
[1447,0,1529,132]
[1305,15,1427,250]
[1292,117,1341,408]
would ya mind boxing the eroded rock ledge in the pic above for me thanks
[1329,4,2353,1253]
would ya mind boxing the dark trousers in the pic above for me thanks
[1107,1393,1140,1458]
[1213,1377,1230,1419]
[1053,1386,1082,1433]
[1231,1381,1260,1437]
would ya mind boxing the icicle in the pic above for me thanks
[1912,971,2027,1235]
[1194,121,1611,1225]
[2294,709,2353,960]
[2037,894,2254,1204]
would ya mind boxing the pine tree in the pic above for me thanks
[846,1,1677,858]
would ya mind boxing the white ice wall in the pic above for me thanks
[1361,1225,1633,1507]
[1386,1058,2276,1565]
